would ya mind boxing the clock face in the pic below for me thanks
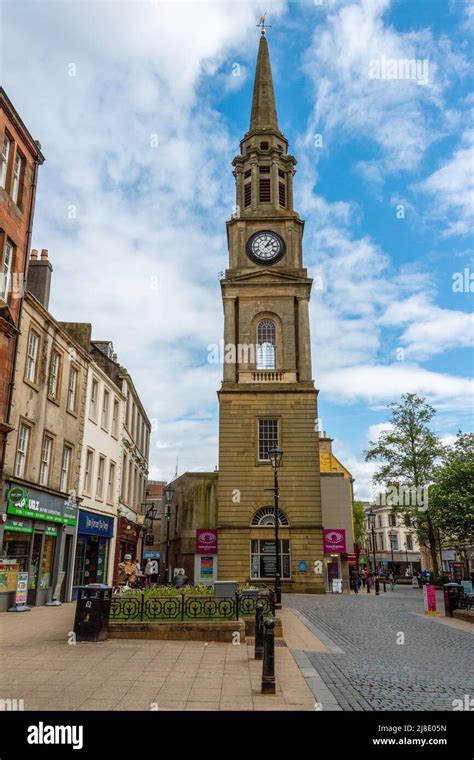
[246,231,285,265]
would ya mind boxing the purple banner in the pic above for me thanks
[323,529,346,554]
[196,528,218,554]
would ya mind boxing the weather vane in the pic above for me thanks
[257,13,271,35]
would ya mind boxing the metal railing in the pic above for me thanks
[455,590,474,611]
[109,590,275,623]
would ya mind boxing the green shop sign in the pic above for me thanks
[5,518,33,533]
[6,485,78,527]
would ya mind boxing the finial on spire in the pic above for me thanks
[256,12,271,36]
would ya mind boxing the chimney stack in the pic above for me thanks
[27,247,53,310]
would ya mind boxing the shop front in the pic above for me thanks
[72,510,115,599]
[323,528,349,592]
[0,482,78,611]
[112,516,140,584]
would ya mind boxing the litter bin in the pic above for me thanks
[73,584,112,641]
[214,581,238,599]
[443,582,463,617]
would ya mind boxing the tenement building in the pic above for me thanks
[0,251,87,611]
[164,32,325,592]
[0,251,153,608]
[0,89,44,500]
[71,341,125,597]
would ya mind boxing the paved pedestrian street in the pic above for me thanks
[1,588,472,713]
[0,604,315,712]
[285,587,474,711]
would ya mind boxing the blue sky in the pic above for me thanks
[2,0,473,497]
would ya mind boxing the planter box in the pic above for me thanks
[109,619,245,642]
[453,609,474,624]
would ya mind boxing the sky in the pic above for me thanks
[1,0,473,499]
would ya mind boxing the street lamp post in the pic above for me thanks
[368,508,377,574]
[404,537,411,575]
[268,446,283,607]
[388,530,396,572]
[163,484,175,584]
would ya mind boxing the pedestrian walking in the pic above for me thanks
[388,570,395,591]
[144,558,154,588]
[351,570,359,594]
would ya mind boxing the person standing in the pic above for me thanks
[388,570,395,591]
[144,558,154,588]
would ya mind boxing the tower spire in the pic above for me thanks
[249,29,279,132]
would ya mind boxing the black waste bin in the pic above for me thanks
[443,582,463,617]
[73,584,112,641]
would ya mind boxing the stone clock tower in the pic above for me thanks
[216,31,324,593]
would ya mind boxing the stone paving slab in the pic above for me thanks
[0,603,314,712]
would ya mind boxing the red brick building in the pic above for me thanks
[0,89,44,492]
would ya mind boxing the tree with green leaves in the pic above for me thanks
[430,433,474,571]
[352,500,367,551]
[365,393,444,577]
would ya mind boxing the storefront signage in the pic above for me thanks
[196,528,218,554]
[6,485,78,526]
[323,529,346,554]
[143,551,160,559]
[199,556,214,578]
[298,561,307,572]
[15,571,29,606]
[78,510,114,538]
[423,584,437,613]
[4,518,33,533]
[0,561,20,593]
[194,553,217,585]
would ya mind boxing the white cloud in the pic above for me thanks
[302,0,469,177]
[416,127,474,237]
[318,363,473,410]
[380,295,474,360]
[2,0,287,480]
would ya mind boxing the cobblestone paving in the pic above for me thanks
[285,587,474,711]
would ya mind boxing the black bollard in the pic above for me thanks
[367,579,370,593]
[375,576,380,595]
[255,601,264,661]
[261,618,276,694]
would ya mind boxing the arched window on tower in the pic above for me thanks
[257,319,276,370]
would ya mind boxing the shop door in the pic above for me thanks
[84,536,108,585]
[27,533,43,605]
[327,561,339,590]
